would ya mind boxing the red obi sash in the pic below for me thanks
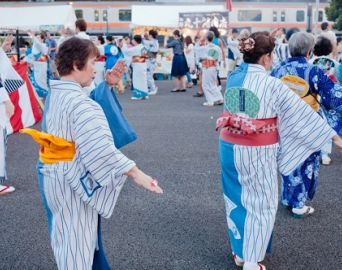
[216,111,278,146]
[202,59,217,68]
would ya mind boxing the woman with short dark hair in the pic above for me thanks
[22,37,162,269]
[218,31,342,270]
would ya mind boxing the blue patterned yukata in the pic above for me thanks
[271,56,342,208]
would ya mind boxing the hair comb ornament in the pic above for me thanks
[238,37,255,53]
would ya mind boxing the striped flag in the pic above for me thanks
[226,0,233,11]
[0,49,42,134]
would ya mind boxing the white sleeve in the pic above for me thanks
[122,46,139,57]
[274,81,336,175]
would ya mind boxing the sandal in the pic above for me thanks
[258,263,266,270]
[214,100,224,105]
[193,93,204,97]
[233,254,244,267]
[243,262,266,270]
[0,185,15,196]
[171,89,181,92]
[292,206,315,218]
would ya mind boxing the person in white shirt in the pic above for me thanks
[320,22,337,59]
[227,28,240,73]
[75,19,90,40]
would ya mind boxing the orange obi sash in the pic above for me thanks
[20,128,76,164]
[132,56,147,63]
[302,94,320,112]
[216,112,278,146]
[202,59,217,68]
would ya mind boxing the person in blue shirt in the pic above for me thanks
[104,35,123,71]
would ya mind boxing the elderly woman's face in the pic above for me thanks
[77,56,97,88]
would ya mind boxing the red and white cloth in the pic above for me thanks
[0,48,42,134]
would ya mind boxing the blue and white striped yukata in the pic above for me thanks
[0,82,9,183]
[219,63,336,263]
[38,80,136,270]
[273,43,290,67]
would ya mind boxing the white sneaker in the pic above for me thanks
[321,155,331,165]
[203,102,214,106]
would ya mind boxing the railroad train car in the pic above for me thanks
[70,1,330,34]
[0,1,331,34]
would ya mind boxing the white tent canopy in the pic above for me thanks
[0,5,76,32]
[131,4,226,27]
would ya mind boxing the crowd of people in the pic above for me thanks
[0,18,342,270]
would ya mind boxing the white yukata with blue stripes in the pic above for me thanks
[0,82,10,182]
[38,80,136,270]
[220,63,336,263]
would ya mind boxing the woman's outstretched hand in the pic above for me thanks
[333,135,342,152]
[105,60,126,88]
[2,34,14,52]
[126,166,163,194]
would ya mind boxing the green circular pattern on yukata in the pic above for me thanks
[224,87,260,118]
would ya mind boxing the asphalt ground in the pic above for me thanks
[1,80,341,270]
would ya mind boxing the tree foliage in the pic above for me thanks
[325,0,342,30]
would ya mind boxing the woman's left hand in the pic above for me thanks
[105,60,126,87]
[2,34,14,52]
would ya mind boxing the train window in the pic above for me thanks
[273,11,277,22]
[75,9,83,19]
[281,11,285,22]
[296,10,305,22]
[94,10,99,22]
[238,10,262,22]
[103,10,108,22]
[119,10,132,22]
[318,11,323,22]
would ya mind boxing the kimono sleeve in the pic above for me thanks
[71,100,136,187]
[273,81,336,176]
[312,67,342,135]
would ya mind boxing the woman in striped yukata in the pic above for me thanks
[217,32,342,270]
[271,32,342,218]
[122,35,149,100]
[0,35,15,195]
[22,37,163,270]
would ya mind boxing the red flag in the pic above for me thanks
[0,49,42,134]
[226,0,233,11]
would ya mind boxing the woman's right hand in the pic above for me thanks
[127,166,163,194]
[4,100,14,118]
[333,135,342,152]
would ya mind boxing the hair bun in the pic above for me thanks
[238,37,255,53]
